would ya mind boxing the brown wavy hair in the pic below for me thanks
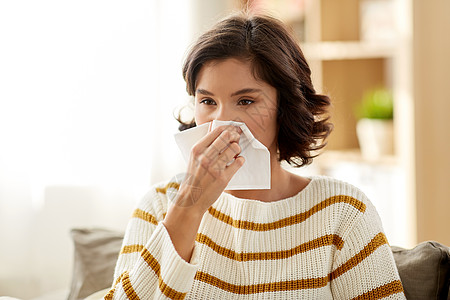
[177,12,333,167]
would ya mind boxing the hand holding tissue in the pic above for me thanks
[174,120,271,190]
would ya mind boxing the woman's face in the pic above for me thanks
[194,58,279,155]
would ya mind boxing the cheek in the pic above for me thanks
[244,117,278,148]
[244,105,278,140]
[248,98,277,124]
[193,102,207,125]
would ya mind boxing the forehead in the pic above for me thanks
[196,58,270,91]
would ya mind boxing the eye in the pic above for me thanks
[238,99,254,106]
[199,98,216,105]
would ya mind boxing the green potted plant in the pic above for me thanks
[355,88,394,159]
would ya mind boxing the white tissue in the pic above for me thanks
[174,120,271,190]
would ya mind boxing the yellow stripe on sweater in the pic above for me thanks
[193,232,387,294]
[121,271,140,300]
[156,182,180,194]
[329,232,388,280]
[120,232,344,262]
[132,208,158,225]
[140,247,187,299]
[351,280,404,300]
[116,232,387,295]
[104,272,126,300]
[104,271,140,300]
[121,244,144,254]
[154,183,366,233]
[194,271,329,293]
[196,233,344,261]
[208,195,366,231]
[118,243,188,299]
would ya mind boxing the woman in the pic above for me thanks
[106,13,405,299]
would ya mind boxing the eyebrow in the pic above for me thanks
[196,89,214,96]
[195,88,262,97]
[231,88,262,97]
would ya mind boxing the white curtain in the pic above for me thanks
[0,0,191,297]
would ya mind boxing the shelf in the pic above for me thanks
[302,41,396,61]
[315,149,398,167]
[282,149,399,177]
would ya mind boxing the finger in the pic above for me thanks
[194,124,242,153]
[196,128,241,169]
[205,129,241,161]
[216,142,241,167]
[195,141,241,181]
[224,155,245,178]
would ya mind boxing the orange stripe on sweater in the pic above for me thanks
[121,271,140,300]
[193,232,387,294]
[116,244,188,299]
[132,208,158,225]
[156,182,180,194]
[116,232,388,295]
[196,233,344,261]
[104,272,139,300]
[120,232,344,262]
[351,280,404,300]
[104,272,126,300]
[140,247,187,299]
[329,232,387,280]
[208,195,366,231]
[194,271,329,293]
[121,244,144,254]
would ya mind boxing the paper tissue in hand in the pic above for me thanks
[174,120,271,190]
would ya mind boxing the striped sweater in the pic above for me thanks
[105,176,405,299]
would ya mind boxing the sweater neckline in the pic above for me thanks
[218,175,319,206]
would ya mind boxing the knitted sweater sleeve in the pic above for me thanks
[330,194,406,299]
[104,185,200,299]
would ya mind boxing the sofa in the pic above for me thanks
[67,228,450,300]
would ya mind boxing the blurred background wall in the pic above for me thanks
[413,0,450,247]
[0,0,449,298]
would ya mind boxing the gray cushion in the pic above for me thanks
[391,241,450,300]
[67,228,124,300]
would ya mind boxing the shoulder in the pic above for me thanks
[306,175,381,230]
[310,175,385,236]
[308,175,369,202]
[307,175,375,210]
[305,175,371,211]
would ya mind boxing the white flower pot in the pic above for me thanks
[356,118,394,160]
